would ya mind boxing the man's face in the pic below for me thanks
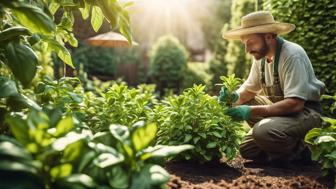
[241,34,269,60]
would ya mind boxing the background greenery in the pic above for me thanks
[263,0,336,94]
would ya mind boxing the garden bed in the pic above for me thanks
[166,156,334,189]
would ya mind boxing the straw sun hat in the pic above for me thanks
[222,11,295,40]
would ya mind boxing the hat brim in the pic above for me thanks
[222,22,295,40]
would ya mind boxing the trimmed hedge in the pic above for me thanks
[264,0,336,94]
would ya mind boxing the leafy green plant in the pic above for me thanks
[87,121,193,189]
[305,117,336,182]
[305,93,336,186]
[217,74,242,107]
[182,62,212,90]
[149,35,188,95]
[1,110,193,189]
[83,83,157,132]
[154,85,245,163]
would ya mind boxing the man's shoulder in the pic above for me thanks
[282,39,308,60]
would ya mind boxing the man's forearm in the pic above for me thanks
[250,98,305,118]
[235,89,256,105]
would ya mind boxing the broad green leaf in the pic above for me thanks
[198,132,206,139]
[0,140,32,161]
[325,151,336,160]
[130,164,169,189]
[96,0,119,29]
[49,3,60,15]
[5,42,38,87]
[91,6,104,32]
[316,136,335,144]
[7,94,41,111]
[79,2,91,20]
[304,128,322,144]
[54,174,96,189]
[46,40,74,68]
[12,4,55,34]
[206,142,217,148]
[54,116,74,137]
[5,113,30,145]
[0,77,18,98]
[52,132,87,151]
[67,92,83,103]
[212,131,222,138]
[106,165,129,189]
[0,27,30,43]
[140,145,194,161]
[109,124,130,143]
[0,160,38,174]
[50,163,73,179]
[78,151,96,172]
[93,153,124,168]
[322,117,336,126]
[131,122,157,151]
[183,134,192,143]
[63,139,84,162]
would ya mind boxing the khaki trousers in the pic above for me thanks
[239,96,322,161]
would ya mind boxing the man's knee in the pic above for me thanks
[252,119,286,144]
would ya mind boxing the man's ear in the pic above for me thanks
[264,33,276,45]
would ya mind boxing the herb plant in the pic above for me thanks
[154,85,245,163]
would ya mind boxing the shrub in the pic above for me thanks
[73,44,119,77]
[153,85,245,163]
[148,36,188,95]
[84,83,157,132]
[182,62,211,90]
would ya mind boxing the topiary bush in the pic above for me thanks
[153,85,245,163]
[263,0,336,94]
[148,36,188,95]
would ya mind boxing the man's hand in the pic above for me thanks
[226,105,251,121]
[218,87,239,103]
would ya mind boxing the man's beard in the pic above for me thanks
[250,38,269,60]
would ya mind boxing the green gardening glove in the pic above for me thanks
[218,87,239,103]
[226,105,251,121]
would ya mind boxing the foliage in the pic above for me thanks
[154,85,245,163]
[182,62,211,90]
[305,117,336,179]
[148,35,188,95]
[224,0,254,78]
[83,83,157,132]
[305,93,336,185]
[0,0,132,89]
[1,110,193,189]
[321,94,336,119]
[218,74,242,107]
[73,44,119,77]
[199,0,231,92]
[73,44,142,79]
[263,0,336,94]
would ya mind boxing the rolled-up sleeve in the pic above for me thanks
[283,55,309,100]
[238,60,262,94]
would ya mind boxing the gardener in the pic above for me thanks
[219,11,325,165]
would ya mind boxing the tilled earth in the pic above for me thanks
[166,156,334,189]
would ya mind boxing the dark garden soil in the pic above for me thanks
[166,156,334,189]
